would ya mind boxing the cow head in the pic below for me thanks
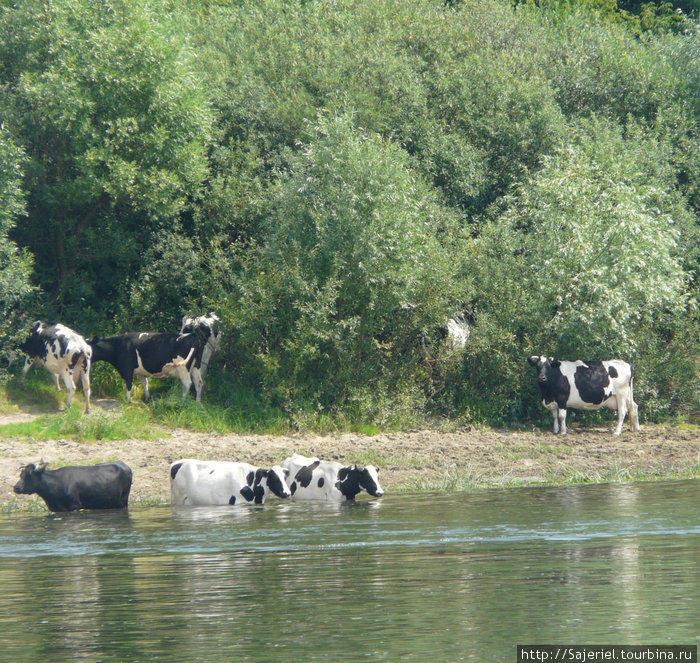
[258,466,291,499]
[528,356,556,384]
[180,313,221,348]
[14,463,45,495]
[359,465,384,497]
[19,322,47,358]
[337,465,384,499]
[86,336,112,362]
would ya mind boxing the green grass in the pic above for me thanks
[545,461,700,486]
[401,465,486,492]
[0,368,395,440]
[0,405,161,441]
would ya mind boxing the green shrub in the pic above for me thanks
[227,114,467,418]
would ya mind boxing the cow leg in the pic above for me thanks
[190,367,203,402]
[612,394,628,435]
[557,409,567,435]
[178,368,192,400]
[140,376,150,403]
[21,357,34,385]
[545,401,560,434]
[79,370,91,414]
[60,371,77,411]
[628,378,640,432]
[630,399,640,431]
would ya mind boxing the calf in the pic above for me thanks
[528,356,640,436]
[20,321,92,413]
[89,332,204,402]
[283,453,384,502]
[170,459,291,506]
[14,462,132,511]
[180,312,222,381]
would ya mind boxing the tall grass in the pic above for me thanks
[0,367,394,440]
[0,405,159,441]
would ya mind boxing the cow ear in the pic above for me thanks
[528,356,539,366]
[255,468,268,483]
[283,468,289,479]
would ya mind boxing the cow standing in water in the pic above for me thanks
[170,459,291,506]
[528,356,640,436]
[283,453,384,502]
[20,321,92,413]
[14,462,132,511]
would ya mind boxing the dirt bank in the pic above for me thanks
[1,409,699,509]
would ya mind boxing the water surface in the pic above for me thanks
[1,480,699,662]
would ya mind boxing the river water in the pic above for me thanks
[1,480,699,662]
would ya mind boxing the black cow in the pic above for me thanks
[20,321,92,413]
[14,462,132,511]
[528,356,640,436]
[88,332,204,402]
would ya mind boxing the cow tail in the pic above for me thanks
[172,347,195,368]
[628,373,636,430]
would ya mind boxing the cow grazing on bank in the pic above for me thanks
[170,459,291,506]
[283,453,384,502]
[180,312,222,381]
[88,332,204,403]
[13,462,132,512]
[528,356,640,436]
[20,321,92,413]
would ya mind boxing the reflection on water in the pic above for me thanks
[1,481,700,662]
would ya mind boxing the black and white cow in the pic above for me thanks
[20,321,92,413]
[88,332,204,402]
[528,356,640,436]
[180,312,221,381]
[283,453,384,502]
[13,461,132,512]
[170,459,291,506]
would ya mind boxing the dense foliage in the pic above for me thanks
[1,0,698,426]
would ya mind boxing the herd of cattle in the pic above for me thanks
[18,313,222,412]
[11,313,642,512]
[13,453,385,512]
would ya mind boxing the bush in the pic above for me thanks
[0,127,35,356]
[460,116,697,423]
[226,114,468,419]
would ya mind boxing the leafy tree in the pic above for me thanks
[462,117,696,422]
[229,114,467,418]
[0,0,213,325]
[0,127,35,356]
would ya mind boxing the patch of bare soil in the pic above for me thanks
[2,413,699,508]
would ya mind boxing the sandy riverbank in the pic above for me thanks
[2,409,698,509]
